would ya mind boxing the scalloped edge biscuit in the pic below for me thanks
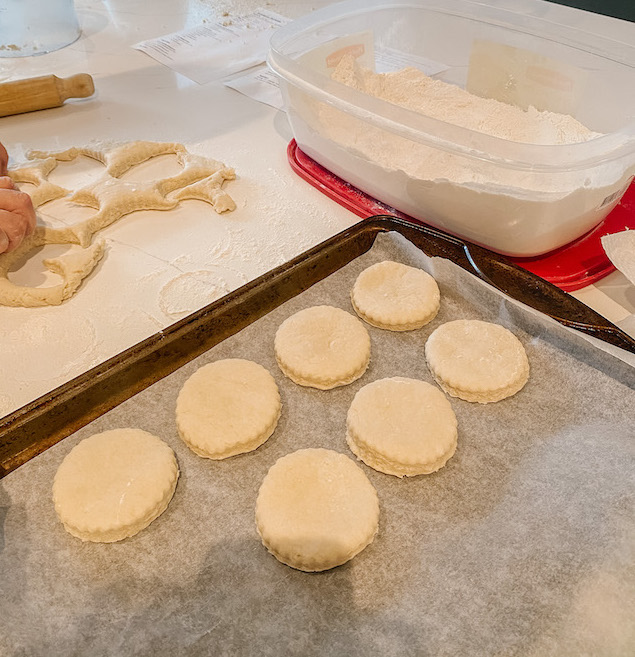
[347,377,457,477]
[274,306,371,390]
[176,359,281,459]
[425,319,529,403]
[53,428,179,543]
[255,448,379,572]
[351,260,440,331]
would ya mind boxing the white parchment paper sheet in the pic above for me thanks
[1,232,633,657]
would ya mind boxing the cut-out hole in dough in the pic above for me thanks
[36,198,96,228]
[7,243,75,287]
[46,155,106,190]
[119,154,184,183]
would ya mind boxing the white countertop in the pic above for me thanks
[0,0,633,416]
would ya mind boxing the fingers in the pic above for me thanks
[0,176,16,190]
[0,188,36,254]
[0,209,28,253]
[0,187,37,231]
[0,142,8,176]
[0,187,33,213]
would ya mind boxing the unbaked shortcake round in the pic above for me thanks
[274,305,371,389]
[176,358,281,459]
[53,428,179,543]
[255,448,379,572]
[347,377,458,477]
[425,319,529,403]
[351,260,440,330]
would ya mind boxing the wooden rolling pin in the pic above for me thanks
[0,73,95,117]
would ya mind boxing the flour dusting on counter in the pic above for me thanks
[0,116,358,416]
[159,270,231,317]
[1,314,99,382]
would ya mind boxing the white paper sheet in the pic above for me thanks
[602,229,635,287]
[224,47,448,110]
[224,66,284,109]
[133,9,290,85]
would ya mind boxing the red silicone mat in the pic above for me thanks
[288,139,635,291]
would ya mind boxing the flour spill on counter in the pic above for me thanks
[1,314,99,382]
[0,121,358,416]
[160,270,233,317]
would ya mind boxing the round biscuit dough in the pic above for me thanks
[176,358,281,459]
[255,448,380,571]
[351,260,440,330]
[53,428,179,543]
[274,305,371,389]
[425,319,529,403]
[347,377,458,477]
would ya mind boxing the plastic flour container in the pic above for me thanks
[268,0,635,256]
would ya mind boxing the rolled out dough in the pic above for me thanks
[1,140,237,307]
[274,305,371,389]
[347,377,458,477]
[176,358,281,459]
[351,260,440,331]
[425,319,530,403]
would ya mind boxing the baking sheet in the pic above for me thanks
[1,232,633,656]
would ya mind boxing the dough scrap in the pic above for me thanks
[52,428,179,543]
[28,141,187,178]
[425,319,530,403]
[274,305,371,389]
[347,377,457,477]
[176,359,281,459]
[8,157,68,208]
[351,260,440,330]
[0,227,104,307]
[1,140,236,307]
[255,448,380,572]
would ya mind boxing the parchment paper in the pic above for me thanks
[1,232,633,657]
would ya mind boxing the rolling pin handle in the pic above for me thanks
[57,73,95,102]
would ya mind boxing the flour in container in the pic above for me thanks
[327,54,601,189]
[315,55,628,256]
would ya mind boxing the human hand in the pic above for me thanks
[0,142,8,176]
[0,177,36,254]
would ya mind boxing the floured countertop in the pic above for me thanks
[0,118,357,415]
[0,0,358,417]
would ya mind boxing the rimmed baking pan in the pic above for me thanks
[1,215,633,478]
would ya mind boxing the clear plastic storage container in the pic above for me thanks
[268,0,635,256]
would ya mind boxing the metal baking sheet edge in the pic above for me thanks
[1,216,633,478]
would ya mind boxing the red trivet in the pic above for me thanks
[288,139,635,292]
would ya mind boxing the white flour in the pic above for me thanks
[332,55,600,147]
[326,55,602,188]
[298,55,632,255]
